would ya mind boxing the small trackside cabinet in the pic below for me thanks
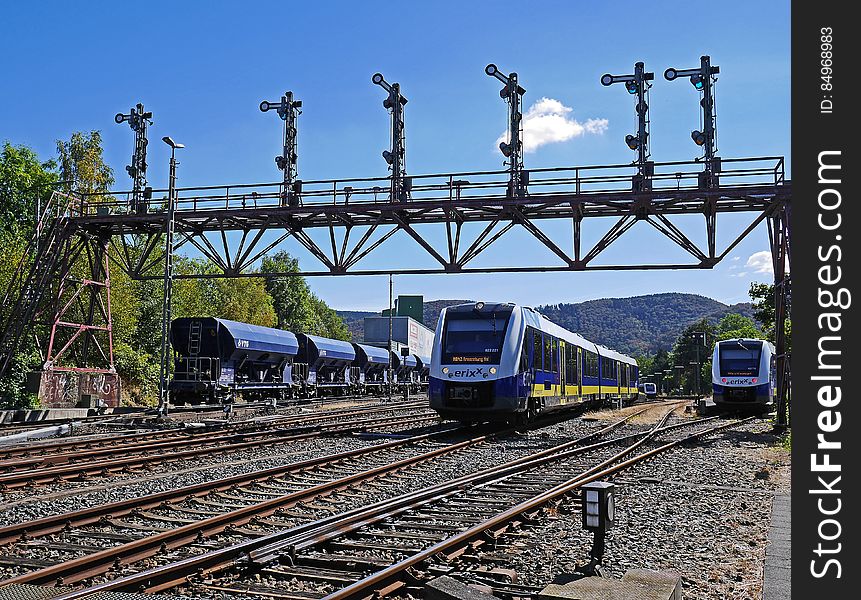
[582,481,615,532]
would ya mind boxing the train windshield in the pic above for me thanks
[719,341,763,376]
[442,312,510,364]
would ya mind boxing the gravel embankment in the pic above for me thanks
[501,419,790,600]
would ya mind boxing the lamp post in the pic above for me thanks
[690,331,706,397]
[157,136,184,416]
[674,365,685,395]
[663,369,673,396]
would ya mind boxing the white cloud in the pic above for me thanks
[732,256,741,262]
[497,97,608,153]
[745,251,774,275]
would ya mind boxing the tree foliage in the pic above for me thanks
[0,137,348,408]
[56,131,114,196]
[0,142,57,237]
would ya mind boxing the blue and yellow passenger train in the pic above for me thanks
[429,302,639,423]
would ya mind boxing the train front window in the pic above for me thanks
[719,341,763,376]
[442,312,510,364]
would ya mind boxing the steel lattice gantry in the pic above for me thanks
[76,156,788,278]
[0,155,791,420]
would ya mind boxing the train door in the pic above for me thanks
[559,341,567,398]
[577,347,582,397]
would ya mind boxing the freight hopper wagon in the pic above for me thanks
[169,317,300,404]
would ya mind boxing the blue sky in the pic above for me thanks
[1,1,790,311]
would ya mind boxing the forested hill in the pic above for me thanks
[537,293,754,356]
[339,294,754,355]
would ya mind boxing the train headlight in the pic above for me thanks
[489,367,497,374]
[442,367,449,374]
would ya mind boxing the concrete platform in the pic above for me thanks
[539,569,681,600]
[763,494,791,600]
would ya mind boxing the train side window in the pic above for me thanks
[551,339,559,373]
[543,336,552,372]
[532,329,542,371]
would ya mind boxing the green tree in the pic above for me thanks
[715,313,763,341]
[56,131,114,197]
[0,142,57,236]
[0,143,57,408]
[260,251,349,340]
[749,282,791,352]
[671,318,716,395]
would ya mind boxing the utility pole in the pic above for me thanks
[158,136,184,415]
[387,273,394,402]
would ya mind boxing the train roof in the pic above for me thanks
[594,344,638,366]
[213,318,299,356]
[301,334,356,362]
[353,343,391,365]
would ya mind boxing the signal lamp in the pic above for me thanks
[625,134,640,150]
[499,142,513,158]
[600,74,614,86]
[259,101,271,112]
[114,113,125,124]
[691,130,706,146]
[625,80,638,94]
[372,72,385,85]
[382,150,394,165]
[485,64,498,77]
[663,67,678,81]
[690,75,704,90]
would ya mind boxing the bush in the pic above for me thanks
[114,342,159,406]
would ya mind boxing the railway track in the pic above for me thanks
[0,407,745,599]
[0,410,649,594]
[0,400,429,461]
[0,409,441,491]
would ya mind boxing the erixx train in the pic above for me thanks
[429,302,639,424]
[169,317,429,404]
[711,338,776,411]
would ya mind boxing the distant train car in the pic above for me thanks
[296,334,356,396]
[712,338,776,411]
[642,382,658,399]
[428,302,638,424]
[169,317,299,404]
[351,343,391,394]
[414,354,431,390]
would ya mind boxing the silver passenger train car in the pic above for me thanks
[429,302,639,424]
[711,338,776,411]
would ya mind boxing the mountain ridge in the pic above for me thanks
[337,293,755,356]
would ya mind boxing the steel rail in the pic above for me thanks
[34,409,659,596]
[323,415,757,600]
[0,401,429,466]
[1,427,499,588]
[0,426,468,546]
[0,412,441,490]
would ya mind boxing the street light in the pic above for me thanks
[157,136,184,416]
